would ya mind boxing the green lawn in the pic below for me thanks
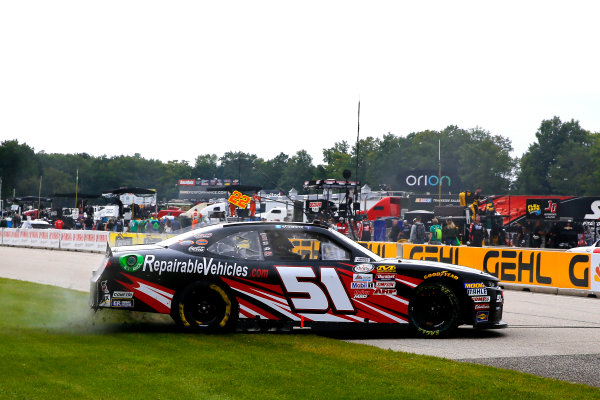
[0,278,597,399]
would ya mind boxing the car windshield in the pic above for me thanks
[327,227,382,261]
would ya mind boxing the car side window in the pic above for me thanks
[207,231,264,261]
[263,229,350,261]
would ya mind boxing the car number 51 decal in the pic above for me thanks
[275,266,354,313]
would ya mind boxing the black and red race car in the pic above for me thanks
[89,222,506,337]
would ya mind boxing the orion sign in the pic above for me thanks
[405,174,451,187]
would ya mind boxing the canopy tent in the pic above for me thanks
[103,187,156,195]
[12,196,53,203]
[53,193,100,199]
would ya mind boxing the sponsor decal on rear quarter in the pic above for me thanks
[353,274,373,282]
[353,264,374,273]
[467,288,487,296]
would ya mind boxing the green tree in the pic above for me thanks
[279,150,315,190]
[0,140,40,197]
[515,117,591,194]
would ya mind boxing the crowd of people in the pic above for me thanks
[1,200,597,248]
[386,215,594,248]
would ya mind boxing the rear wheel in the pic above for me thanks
[409,282,460,338]
[171,281,238,333]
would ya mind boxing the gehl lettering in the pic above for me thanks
[482,251,551,284]
[142,255,248,277]
[409,246,460,265]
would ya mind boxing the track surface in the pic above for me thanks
[1,246,599,387]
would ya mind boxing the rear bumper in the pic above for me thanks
[475,320,508,329]
[89,272,100,309]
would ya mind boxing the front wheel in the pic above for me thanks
[408,282,460,338]
[171,281,238,333]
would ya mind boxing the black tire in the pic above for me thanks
[408,282,460,338]
[171,281,238,333]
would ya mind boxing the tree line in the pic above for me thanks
[1,116,598,203]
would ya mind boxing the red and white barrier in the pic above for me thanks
[0,228,109,253]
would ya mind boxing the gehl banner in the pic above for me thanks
[402,244,594,291]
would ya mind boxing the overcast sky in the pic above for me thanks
[1,1,599,165]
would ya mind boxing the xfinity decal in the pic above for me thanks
[143,255,249,277]
[353,264,374,273]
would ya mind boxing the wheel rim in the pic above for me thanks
[411,286,456,331]
[186,287,226,326]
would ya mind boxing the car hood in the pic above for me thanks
[377,258,498,281]
[111,244,165,254]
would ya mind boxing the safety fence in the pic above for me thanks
[1,228,109,252]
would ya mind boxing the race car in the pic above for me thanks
[565,239,600,254]
[89,222,506,337]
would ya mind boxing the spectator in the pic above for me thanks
[106,219,115,232]
[531,221,545,248]
[22,216,33,229]
[409,217,427,244]
[115,219,124,232]
[468,215,487,247]
[84,216,94,230]
[389,219,401,242]
[171,218,181,232]
[164,219,173,233]
[336,218,349,236]
[442,219,459,246]
[129,219,138,233]
[429,218,442,245]
[401,220,411,240]
[359,219,372,241]
[54,219,64,229]
[146,219,154,233]
[515,226,530,247]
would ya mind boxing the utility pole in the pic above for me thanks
[38,176,43,218]
[438,139,442,207]
[74,169,79,210]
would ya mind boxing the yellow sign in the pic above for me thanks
[290,238,321,260]
[402,244,591,290]
[228,190,251,209]
[109,233,175,247]
[358,242,400,258]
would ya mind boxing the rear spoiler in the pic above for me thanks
[105,243,113,258]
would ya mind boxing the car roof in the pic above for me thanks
[220,221,329,229]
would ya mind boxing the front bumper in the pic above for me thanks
[471,286,507,329]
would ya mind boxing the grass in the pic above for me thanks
[0,278,598,399]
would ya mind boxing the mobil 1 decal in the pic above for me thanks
[275,266,355,313]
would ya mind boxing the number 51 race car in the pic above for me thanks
[89,222,507,337]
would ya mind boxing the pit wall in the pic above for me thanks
[0,228,175,252]
[358,242,600,295]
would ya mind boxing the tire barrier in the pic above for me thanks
[362,241,600,295]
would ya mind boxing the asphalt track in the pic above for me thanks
[1,246,599,388]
